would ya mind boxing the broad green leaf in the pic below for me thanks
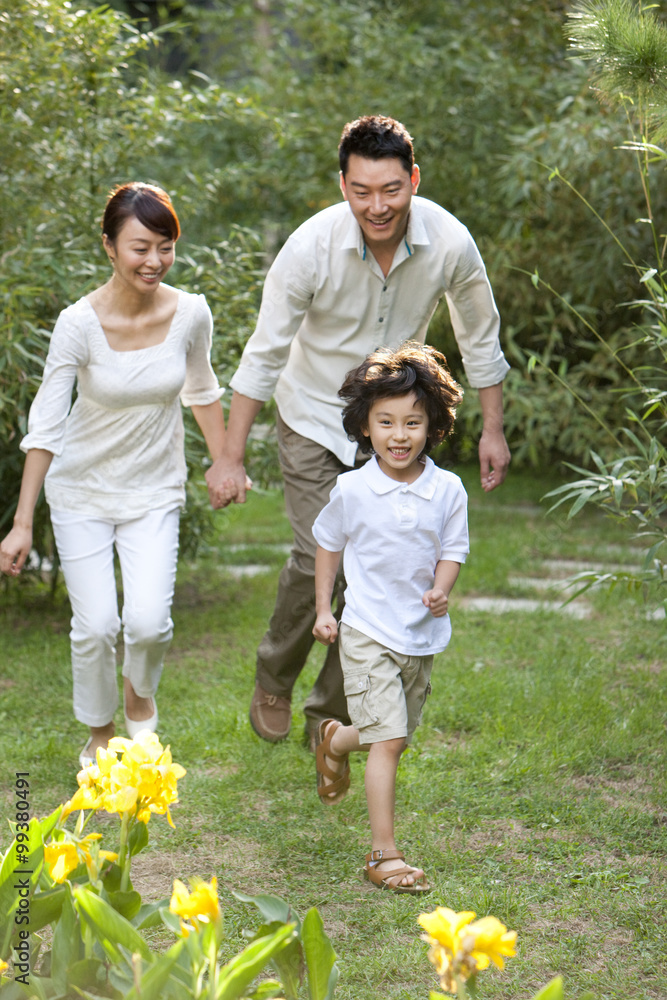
[530,977,564,1000]
[0,819,43,955]
[128,821,149,858]
[123,939,185,1000]
[252,921,302,999]
[216,924,297,1000]
[104,889,142,922]
[132,898,170,930]
[51,886,81,994]
[248,982,284,1000]
[301,908,338,1000]
[24,886,67,934]
[233,891,299,929]
[73,886,152,965]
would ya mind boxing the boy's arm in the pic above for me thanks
[422,559,461,618]
[312,545,342,645]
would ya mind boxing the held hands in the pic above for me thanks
[313,612,338,646]
[205,457,253,510]
[0,524,33,577]
[422,587,449,618]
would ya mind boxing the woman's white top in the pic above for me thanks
[21,290,223,520]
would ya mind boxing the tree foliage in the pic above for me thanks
[4,0,667,571]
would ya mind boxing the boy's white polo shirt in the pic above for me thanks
[312,454,469,656]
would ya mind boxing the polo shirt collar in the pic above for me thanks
[362,454,438,499]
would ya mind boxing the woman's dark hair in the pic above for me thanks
[102,182,180,243]
[339,342,463,455]
[338,115,414,177]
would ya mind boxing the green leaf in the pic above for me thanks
[248,982,284,1000]
[530,977,565,1000]
[66,957,116,994]
[253,922,302,999]
[133,898,170,930]
[101,863,124,894]
[51,885,81,994]
[0,819,43,955]
[104,889,142,922]
[123,939,185,1000]
[19,885,67,935]
[38,807,65,843]
[73,885,152,965]
[216,924,297,1000]
[159,906,183,936]
[301,908,338,1000]
[128,821,149,858]
[233,890,298,929]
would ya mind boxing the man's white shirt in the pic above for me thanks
[230,197,509,465]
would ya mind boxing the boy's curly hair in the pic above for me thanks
[339,342,463,455]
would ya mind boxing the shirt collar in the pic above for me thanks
[339,198,431,259]
[361,454,438,498]
[406,201,430,250]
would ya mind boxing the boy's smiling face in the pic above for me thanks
[363,393,428,483]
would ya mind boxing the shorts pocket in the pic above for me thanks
[343,670,379,730]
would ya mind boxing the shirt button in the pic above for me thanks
[383,285,387,291]
[378,317,384,322]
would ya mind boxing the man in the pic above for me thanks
[207,115,510,747]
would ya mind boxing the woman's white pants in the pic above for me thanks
[50,506,180,728]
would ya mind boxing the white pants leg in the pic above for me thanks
[50,507,180,727]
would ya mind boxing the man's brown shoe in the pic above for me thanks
[249,682,291,741]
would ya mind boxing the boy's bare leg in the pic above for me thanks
[364,738,425,887]
[325,727,425,888]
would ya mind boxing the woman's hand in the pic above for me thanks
[0,524,33,576]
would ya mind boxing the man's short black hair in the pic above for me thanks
[338,115,414,177]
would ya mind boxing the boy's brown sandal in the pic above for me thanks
[364,849,431,894]
[316,719,350,804]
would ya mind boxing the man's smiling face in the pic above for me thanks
[340,154,420,258]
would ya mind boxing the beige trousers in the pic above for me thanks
[255,412,357,729]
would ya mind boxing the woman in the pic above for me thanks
[0,182,230,768]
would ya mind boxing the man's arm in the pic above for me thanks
[477,383,510,492]
[205,392,264,507]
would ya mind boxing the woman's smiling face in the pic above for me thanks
[104,215,176,293]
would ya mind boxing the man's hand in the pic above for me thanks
[313,612,338,645]
[478,427,510,493]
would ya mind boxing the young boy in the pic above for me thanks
[312,342,469,894]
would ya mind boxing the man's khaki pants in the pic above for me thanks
[255,412,356,730]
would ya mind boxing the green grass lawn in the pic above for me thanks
[1,467,665,999]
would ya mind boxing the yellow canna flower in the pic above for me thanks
[170,876,220,936]
[0,959,8,975]
[62,733,186,826]
[463,915,517,971]
[419,907,517,995]
[44,833,118,884]
[418,907,477,952]
[44,841,80,883]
